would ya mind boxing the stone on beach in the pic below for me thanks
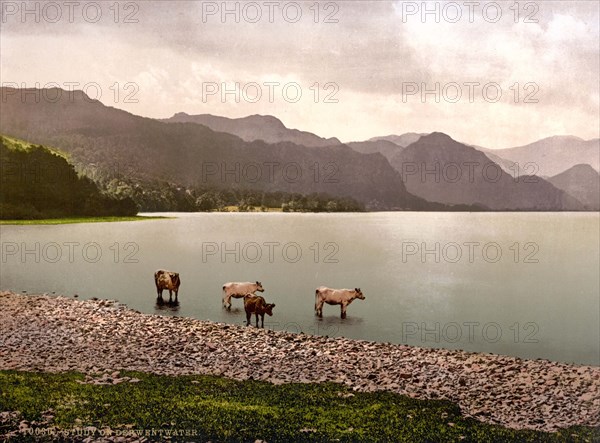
[0,291,598,433]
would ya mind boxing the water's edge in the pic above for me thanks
[1,291,599,433]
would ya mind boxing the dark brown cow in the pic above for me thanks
[154,269,181,301]
[244,294,275,328]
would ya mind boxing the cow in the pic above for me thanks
[154,270,181,301]
[222,281,264,309]
[315,287,365,319]
[244,294,275,328]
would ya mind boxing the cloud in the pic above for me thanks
[0,0,598,148]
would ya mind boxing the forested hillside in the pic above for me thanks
[0,136,138,219]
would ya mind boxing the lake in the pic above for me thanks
[1,212,598,366]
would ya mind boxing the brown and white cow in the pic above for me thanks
[244,294,275,328]
[154,270,181,301]
[315,286,365,319]
[222,281,264,309]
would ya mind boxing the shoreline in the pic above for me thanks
[0,216,166,225]
[0,291,598,433]
[2,211,597,226]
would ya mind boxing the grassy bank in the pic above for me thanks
[1,371,597,442]
[0,216,166,225]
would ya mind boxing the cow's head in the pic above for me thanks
[256,281,265,292]
[170,272,180,286]
[265,303,276,316]
[354,288,365,300]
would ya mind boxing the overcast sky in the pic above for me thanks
[1,0,598,148]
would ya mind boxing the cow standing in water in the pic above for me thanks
[244,294,275,327]
[154,270,181,301]
[315,287,365,319]
[222,281,264,309]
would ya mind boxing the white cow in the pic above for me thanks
[315,286,365,319]
[222,281,264,309]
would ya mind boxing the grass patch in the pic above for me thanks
[0,371,598,442]
[0,216,167,225]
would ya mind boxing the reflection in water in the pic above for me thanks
[260,314,365,337]
[224,307,254,328]
[318,314,365,327]
[314,315,365,337]
[155,296,180,312]
[224,307,244,315]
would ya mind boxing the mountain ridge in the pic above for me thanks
[389,133,584,211]
[547,164,600,210]
[368,133,428,148]
[2,87,596,212]
[162,112,342,148]
[487,136,600,177]
[0,88,422,210]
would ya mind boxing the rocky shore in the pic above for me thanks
[0,291,598,434]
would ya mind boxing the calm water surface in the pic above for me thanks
[1,212,598,365]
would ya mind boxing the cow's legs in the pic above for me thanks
[255,313,259,327]
[315,300,324,317]
[315,292,321,317]
[341,303,348,319]
[168,289,173,302]
[157,288,163,298]
[260,313,265,328]
[315,291,323,317]
[223,293,232,310]
[246,311,251,326]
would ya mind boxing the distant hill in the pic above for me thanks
[162,112,342,148]
[0,88,423,210]
[369,133,427,147]
[485,136,600,177]
[389,133,584,211]
[480,151,521,176]
[547,164,600,211]
[0,135,137,219]
[347,139,403,161]
[346,133,428,161]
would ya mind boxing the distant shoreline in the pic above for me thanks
[1,211,597,225]
[0,216,167,225]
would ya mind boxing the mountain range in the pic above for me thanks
[0,88,426,210]
[346,133,427,161]
[1,87,597,212]
[346,139,403,161]
[547,164,600,211]
[347,131,598,210]
[163,112,342,148]
[478,136,600,178]
[389,133,584,211]
[369,133,427,147]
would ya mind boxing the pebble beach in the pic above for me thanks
[0,291,598,434]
